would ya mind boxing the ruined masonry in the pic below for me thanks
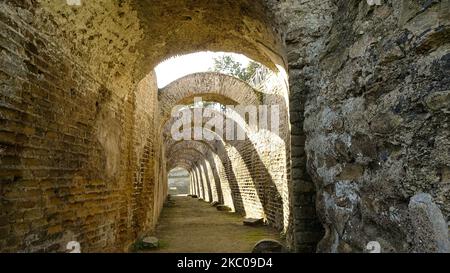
[0,0,449,253]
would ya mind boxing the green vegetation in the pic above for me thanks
[210,54,262,82]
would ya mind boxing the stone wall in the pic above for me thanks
[305,0,450,253]
[260,0,450,253]
[266,0,450,252]
[261,0,337,252]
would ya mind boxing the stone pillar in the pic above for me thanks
[193,168,199,197]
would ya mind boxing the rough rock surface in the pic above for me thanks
[265,0,450,252]
[408,193,450,253]
[252,239,287,253]
[216,205,232,212]
[140,237,159,249]
[301,1,449,252]
[243,218,265,227]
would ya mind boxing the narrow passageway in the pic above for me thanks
[140,196,282,253]
[1,0,449,254]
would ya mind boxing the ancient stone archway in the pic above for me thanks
[162,104,292,234]
[166,140,227,203]
[159,72,261,122]
[167,167,190,195]
[2,0,448,254]
[25,1,286,99]
[0,0,296,253]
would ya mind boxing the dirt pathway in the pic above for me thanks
[140,196,283,253]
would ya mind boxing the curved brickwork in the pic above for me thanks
[159,72,261,125]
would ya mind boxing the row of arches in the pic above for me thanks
[159,71,292,238]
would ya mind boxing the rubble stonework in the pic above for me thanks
[0,0,449,253]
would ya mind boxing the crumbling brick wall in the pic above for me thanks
[0,2,166,252]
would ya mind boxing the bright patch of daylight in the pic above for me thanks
[155,52,251,88]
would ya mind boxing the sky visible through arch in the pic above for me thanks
[155,52,251,88]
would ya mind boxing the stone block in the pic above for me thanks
[408,193,450,253]
[243,218,264,227]
[252,239,287,253]
[138,236,159,250]
[425,90,450,111]
[216,205,232,212]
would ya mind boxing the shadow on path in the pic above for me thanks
[140,196,282,253]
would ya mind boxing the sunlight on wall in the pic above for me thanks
[226,145,264,219]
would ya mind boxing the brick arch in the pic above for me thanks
[159,72,261,124]
[166,140,214,159]
[166,141,219,192]
[0,0,303,254]
[170,158,204,173]
[164,137,241,205]
[167,148,206,168]
[171,161,194,172]
[167,150,204,168]
[165,138,218,155]
[167,148,218,201]
[130,1,286,84]
[30,1,286,99]
[162,106,253,142]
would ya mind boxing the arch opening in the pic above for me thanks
[163,98,292,234]
[168,167,190,196]
[155,52,258,88]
